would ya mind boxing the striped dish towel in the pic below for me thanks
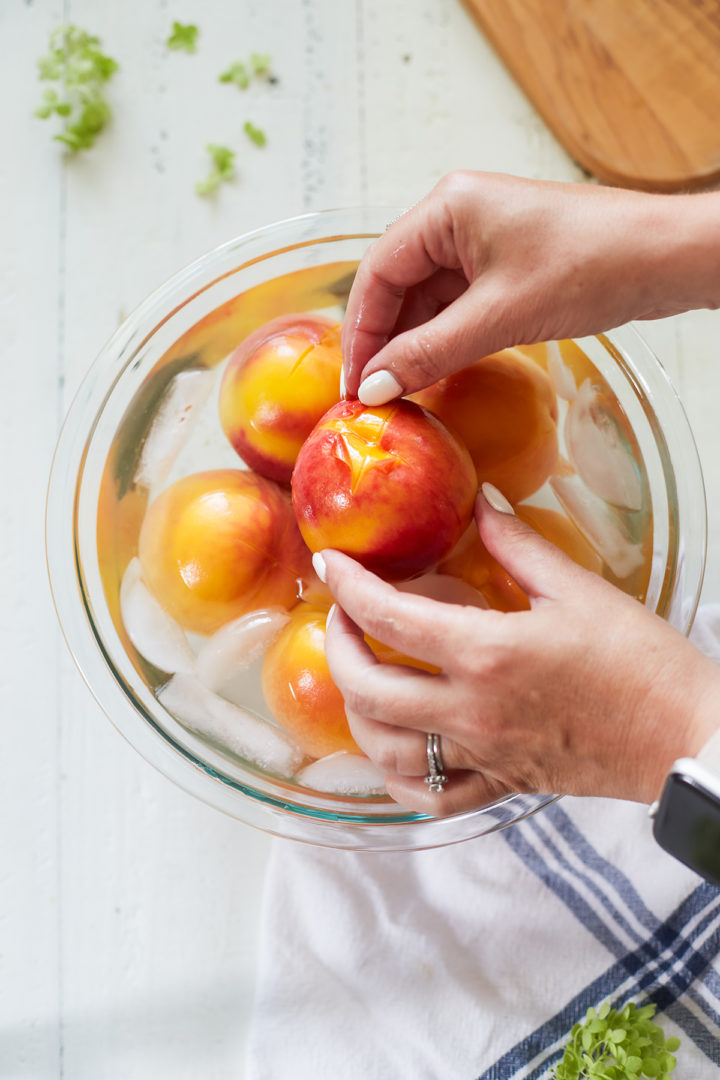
[246,609,720,1079]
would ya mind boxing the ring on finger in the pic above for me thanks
[425,732,448,793]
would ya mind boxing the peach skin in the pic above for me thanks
[261,604,360,759]
[219,313,343,484]
[138,469,311,635]
[291,398,478,580]
[411,348,559,503]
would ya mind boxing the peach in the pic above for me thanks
[138,469,312,635]
[439,526,530,613]
[261,605,438,760]
[219,313,343,484]
[411,348,559,503]
[291,398,478,580]
[439,504,603,611]
[261,605,360,759]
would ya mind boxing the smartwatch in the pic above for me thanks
[650,730,720,887]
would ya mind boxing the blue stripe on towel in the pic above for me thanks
[475,808,720,1079]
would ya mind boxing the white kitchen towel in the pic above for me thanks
[246,606,720,1079]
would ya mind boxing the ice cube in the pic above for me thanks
[119,556,143,605]
[565,379,643,511]
[134,368,216,489]
[196,608,291,692]
[546,340,577,401]
[550,474,645,579]
[120,559,197,675]
[158,673,306,777]
[296,752,387,795]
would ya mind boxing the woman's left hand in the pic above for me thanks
[320,490,720,816]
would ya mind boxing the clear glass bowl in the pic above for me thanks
[46,208,707,852]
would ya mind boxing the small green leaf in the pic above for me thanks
[243,120,266,147]
[219,60,250,88]
[249,51,271,77]
[195,143,236,196]
[166,21,199,52]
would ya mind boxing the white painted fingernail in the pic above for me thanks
[312,551,327,583]
[325,603,337,630]
[358,370,404,406]
[481,482,515,515]
[339,367,346,399]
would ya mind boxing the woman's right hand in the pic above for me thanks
[342,171,720,404]
[320,490,720,814]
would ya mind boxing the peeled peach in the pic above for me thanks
[439,503,603,611]
[219,313,342,484]
[291,398,478,580]
[411,348,559,503]
[261,605,360,759]
[138,469,311,635]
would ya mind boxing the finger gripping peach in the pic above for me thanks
[291,398,477,580]
[219,313,343,484]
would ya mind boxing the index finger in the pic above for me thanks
[342,203,448,395]
[320,548,481,669]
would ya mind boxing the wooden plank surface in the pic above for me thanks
[462,0,720,191]
[4,2,720,1078]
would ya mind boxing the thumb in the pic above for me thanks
[356,284,509,405]
[476,483,600,602]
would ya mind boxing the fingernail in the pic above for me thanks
[312,551,327,583]
[480,482,515,515]
[358,370,404,406]
[326,603,337,630]
[339,367,347,399]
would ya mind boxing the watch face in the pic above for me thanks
[653,773,720,886]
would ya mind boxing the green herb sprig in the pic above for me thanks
[218,52,274,89]
[219,60,250,90]
[166,22,199,53]
[243,120,267,147]
[195,143,236,196]
[35,26,119,151]
[551,1001,680,1080]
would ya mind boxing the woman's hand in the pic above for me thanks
[320,489,720,816]
[342,172,720,404]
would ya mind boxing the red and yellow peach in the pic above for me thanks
[291,398,478,580]
[219,313,343,484]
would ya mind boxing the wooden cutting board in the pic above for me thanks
[461,0,720,191]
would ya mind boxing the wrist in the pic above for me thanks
[625,190,720,318]
[644,664,720,804]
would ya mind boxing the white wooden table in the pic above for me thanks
[4,2,720,1077]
